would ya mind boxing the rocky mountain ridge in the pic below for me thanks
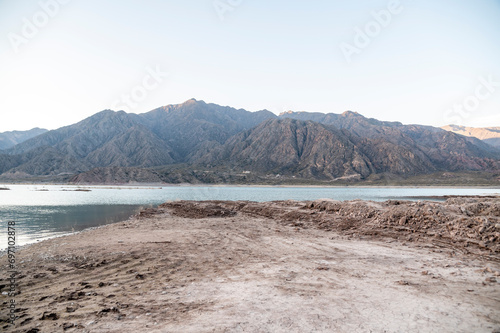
[0,127,48,150]
[441,124,500,148]
[0,99,499,183]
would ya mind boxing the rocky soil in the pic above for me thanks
[1,197,499,332]
[166,196,500,256]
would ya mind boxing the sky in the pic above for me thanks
[0,0,499,132]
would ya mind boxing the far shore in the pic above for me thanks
[1,182,500,189]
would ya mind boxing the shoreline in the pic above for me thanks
[1,194,499,253]
[1,182,500,189]
[0,224,114,256]
[1,197,499,332]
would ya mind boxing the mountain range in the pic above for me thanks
[0,99,499,184]
[441,125,500,148]
[0,128,48,150]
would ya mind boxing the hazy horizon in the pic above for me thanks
[1,0,499,132]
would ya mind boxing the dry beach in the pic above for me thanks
[1,197,499,332]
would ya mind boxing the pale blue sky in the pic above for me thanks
[0,0,499,132]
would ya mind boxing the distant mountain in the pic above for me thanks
[280,111,500,172]
[196,118,374,180]
[0,128,47,150]
[441,125,500,148]
[139,99,275,159]
[70,167,164,184]
[0,100,498,183]
[0,99,275,176]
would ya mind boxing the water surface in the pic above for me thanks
[1,184,498,249]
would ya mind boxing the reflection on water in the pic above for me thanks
[0,204,144,249]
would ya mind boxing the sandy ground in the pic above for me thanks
[1,198,499,332]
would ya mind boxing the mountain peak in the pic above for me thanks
[182,98,205,106]
[2,100,499,181]
[341,110,360,116]
[441,124,500,147]
[442,124,466,131]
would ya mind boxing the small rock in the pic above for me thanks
[47,267,58,274]
[40,312,59,320]
[62,323,75,330]
[483,267,493,273]
[399,217,407,225]
[20,317,33,326]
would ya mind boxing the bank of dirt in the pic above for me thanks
[1,197,499,332]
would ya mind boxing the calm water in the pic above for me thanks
[1,184,499,249]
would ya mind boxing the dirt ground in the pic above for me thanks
[1,198,499,332]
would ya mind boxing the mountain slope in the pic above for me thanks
[0,128,48,150]
[0,99,276,176]
[7,110,145,156]
[2,111,150,175]
[198,118,379,179]
[280,111,500,172]
[441,125,500,148]
[85,125,176,167]
[0,100,498,181]
[140,99,276,159]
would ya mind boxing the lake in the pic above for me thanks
[1,184,499,249]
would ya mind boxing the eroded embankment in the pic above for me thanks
[163,196,500,257]
[0,197,499,333]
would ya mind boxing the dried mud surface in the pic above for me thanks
[1,197,500,332]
